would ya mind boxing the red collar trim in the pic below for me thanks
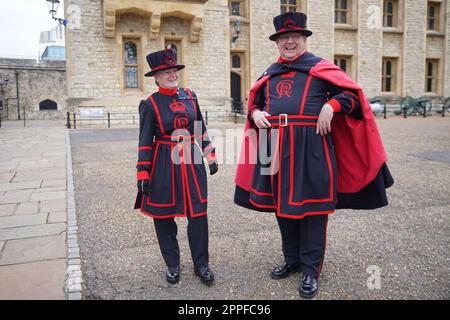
[277,51,306,64]
[158,86,178,96]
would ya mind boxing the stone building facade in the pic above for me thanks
[0,59,66,120]
[63,0,449,119]
[1,0,449,120]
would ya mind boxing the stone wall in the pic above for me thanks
[0,59,66,120]
[403,0,427,97]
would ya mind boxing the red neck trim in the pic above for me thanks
[158,86,178,96]
[277,51,306,64]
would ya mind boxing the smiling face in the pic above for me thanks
[154,68,179,88]
[276,32,307,61]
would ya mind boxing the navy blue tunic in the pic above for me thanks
[134,88,215,219]
[246,52,362,219]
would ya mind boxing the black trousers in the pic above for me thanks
[153,213,209,269]
[276,214,328,279]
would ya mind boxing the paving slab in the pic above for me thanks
[0,223,66,241]
[0,172,15,183]
[48,211,67,223]
[40,199,66,213]
[0,233,66,265]
[0,180,42,192]
[0,204,16,216]
[30,191,66,202]
[0,259,66,300]
[15,202,39,215]
[0,214,48,229]
[42,179,67,188]
[0,190,33,204]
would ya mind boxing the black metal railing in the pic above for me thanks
[67,112,139,129]
[67,111,210,129]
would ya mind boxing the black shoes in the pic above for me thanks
[270,262,300,279]
[195,266,215,285]
[166,266,180,284]
[299,275,318,299]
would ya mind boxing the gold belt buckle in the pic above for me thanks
[279,114,288,127]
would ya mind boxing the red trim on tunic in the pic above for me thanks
[139,146,153,151]
[158,86,178,96]
[250,198,276,209]
[277,51,306,64]
[206,152,216,162]
[137,171,149,180]
[146,144,176,208]
[276,210,335,220]
[250,187,273,197]
[327,99,342,113]
[149,95,165,135]
[187,147,207,204]
[299,75,312,115]
[281,71,297,78]
[137,161,152,166]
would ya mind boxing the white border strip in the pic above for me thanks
[65,130,83,300]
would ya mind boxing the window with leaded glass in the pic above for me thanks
[335,0,350,24]
[230,0,247,17]
[383,0,395,27]
[334,56,350,74]
[231,1,240,15]
[232,55,241,69]
[124,41,139,89]
[427,2,440,31]
[281,0,297,14]
[382,58,397,93]
[426,59,438,93]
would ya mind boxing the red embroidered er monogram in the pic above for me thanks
[170,100,186,112]
[173,114,189,129]
[276,80,294,98]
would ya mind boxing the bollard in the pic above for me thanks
[403,107,407,119]
[108,112,111,128]
[73,112,77,129]
[443,106,445,117]
[0,114,2,128]
[235,110,237,124]
[423,105,426,118]
[67,112,71,129]
[383,104,387,119]
[205,110,208,125]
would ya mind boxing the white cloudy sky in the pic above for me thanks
[0,0,65,59]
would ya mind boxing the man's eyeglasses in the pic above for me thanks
[277,33,304,42]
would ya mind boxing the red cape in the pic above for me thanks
[235,59,387,194]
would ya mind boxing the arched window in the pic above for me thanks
[39,99,57,111]
[383,0,400,28]
[427,4,437,30]
[124,41,138,88]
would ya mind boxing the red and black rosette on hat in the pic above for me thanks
[145,48,185,77]
[269,11,313,41]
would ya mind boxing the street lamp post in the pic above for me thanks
[46,0,68,26]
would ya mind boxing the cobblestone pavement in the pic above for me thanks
[69,116,450,300]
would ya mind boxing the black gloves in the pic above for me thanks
[209,161,218,175]
[137,179,152,194]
